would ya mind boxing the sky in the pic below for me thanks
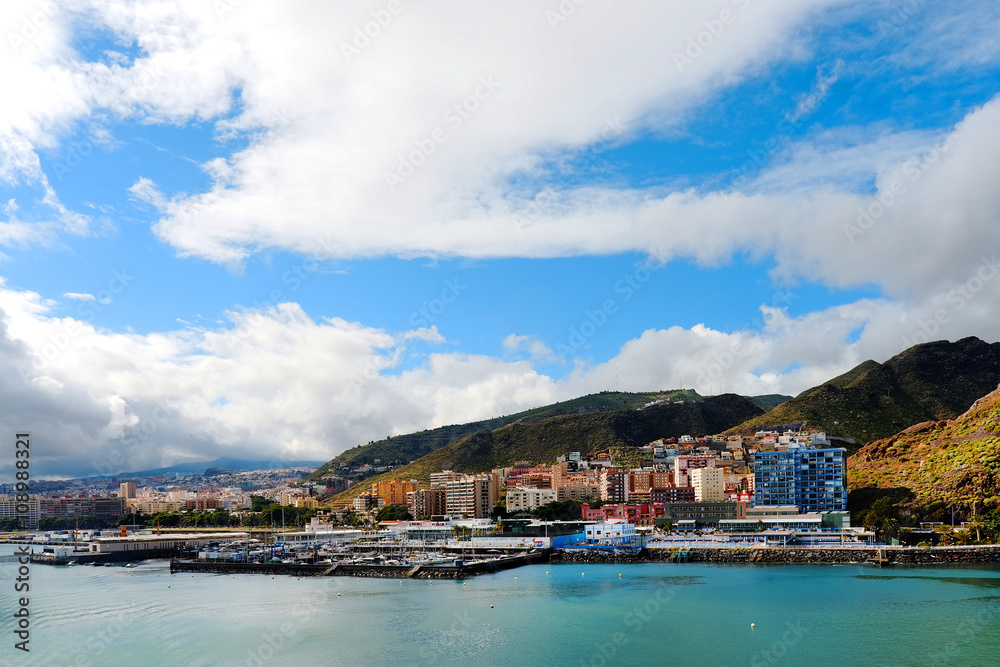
[1,0,998,479]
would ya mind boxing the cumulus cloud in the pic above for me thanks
[3,259,998,479]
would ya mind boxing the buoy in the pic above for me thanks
[751,623,756,629]
[619,574,622,578]
[490,605,494,608]
[338,593,341,597]
[514,577,517,580]
[167,585,170,588]
[582,573,585,576]
[463,583,466,586]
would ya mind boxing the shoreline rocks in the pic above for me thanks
[550,546,1000,565]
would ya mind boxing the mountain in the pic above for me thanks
[745,394,793,411]
[728,337,1000,450]
[848,385,1000,513]
[308,389,788,482]
[320,393,764,501]
[308,389,697,480]
[94,457,327,479]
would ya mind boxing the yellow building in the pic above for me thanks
[370,479,419,506]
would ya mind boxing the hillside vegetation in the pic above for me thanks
[729,337,1000,448]
[308,388,760,482]
[849,385,1000,513]
[325,393,763,505]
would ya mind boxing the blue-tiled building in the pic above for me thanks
[753,447,847,511]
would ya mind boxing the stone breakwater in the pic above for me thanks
[169,550,550,579]
[551,546,1000,565]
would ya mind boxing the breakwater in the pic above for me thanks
[170,549,550,579]
[551,546,1000,565]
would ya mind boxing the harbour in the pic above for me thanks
[2,542,997,666]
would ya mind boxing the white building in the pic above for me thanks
[505,487,557,512]
[584,522,636,546]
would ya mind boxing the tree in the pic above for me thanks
[375,505,413,522]
[533,500,583,521]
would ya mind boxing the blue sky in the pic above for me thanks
[1,0,998,477]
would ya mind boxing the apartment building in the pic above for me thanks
[444,474,498,518]
[407,487,447,519]
[753,447,847,511]
[691,467,725,502]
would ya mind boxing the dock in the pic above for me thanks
[169,549,550,579]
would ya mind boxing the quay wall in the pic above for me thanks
[551,546,1000,565]
[170,549,550,579]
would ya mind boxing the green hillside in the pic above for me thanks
[745,394,793,411]
[325,393,763,504]
[729,337,1000,449]
[307,389,703,481]
[849,385,1000,514]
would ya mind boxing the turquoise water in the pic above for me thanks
[1,544,998,666]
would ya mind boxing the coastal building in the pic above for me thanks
[665,501,746,528]
[40,497,125,521]
[581,503,667,526]
[599,469,626,503]
[407,487,447,520]
[583,521,637,546]
[505,487,557,513]
[87,531,247,556]
[444,474,498,518]
[369,479,419,506]
[753,447,847,511]
[650,486,695,504]
[0,494,41,528]
[673,455,716,488]
[353,493,384,512]
[119,482,137,499]
[690,467,725,502]
[430,470,466,488]
[555,485,601,504]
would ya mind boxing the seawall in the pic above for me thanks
[551,546,1000,565]
[169,549,549,579]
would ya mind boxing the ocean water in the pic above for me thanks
[1,544,998,666]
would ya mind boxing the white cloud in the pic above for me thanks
[62,292,95,301]
[3,260,998,478]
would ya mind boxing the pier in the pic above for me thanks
[169,548,550,579]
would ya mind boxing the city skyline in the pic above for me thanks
[1,1,998,478]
